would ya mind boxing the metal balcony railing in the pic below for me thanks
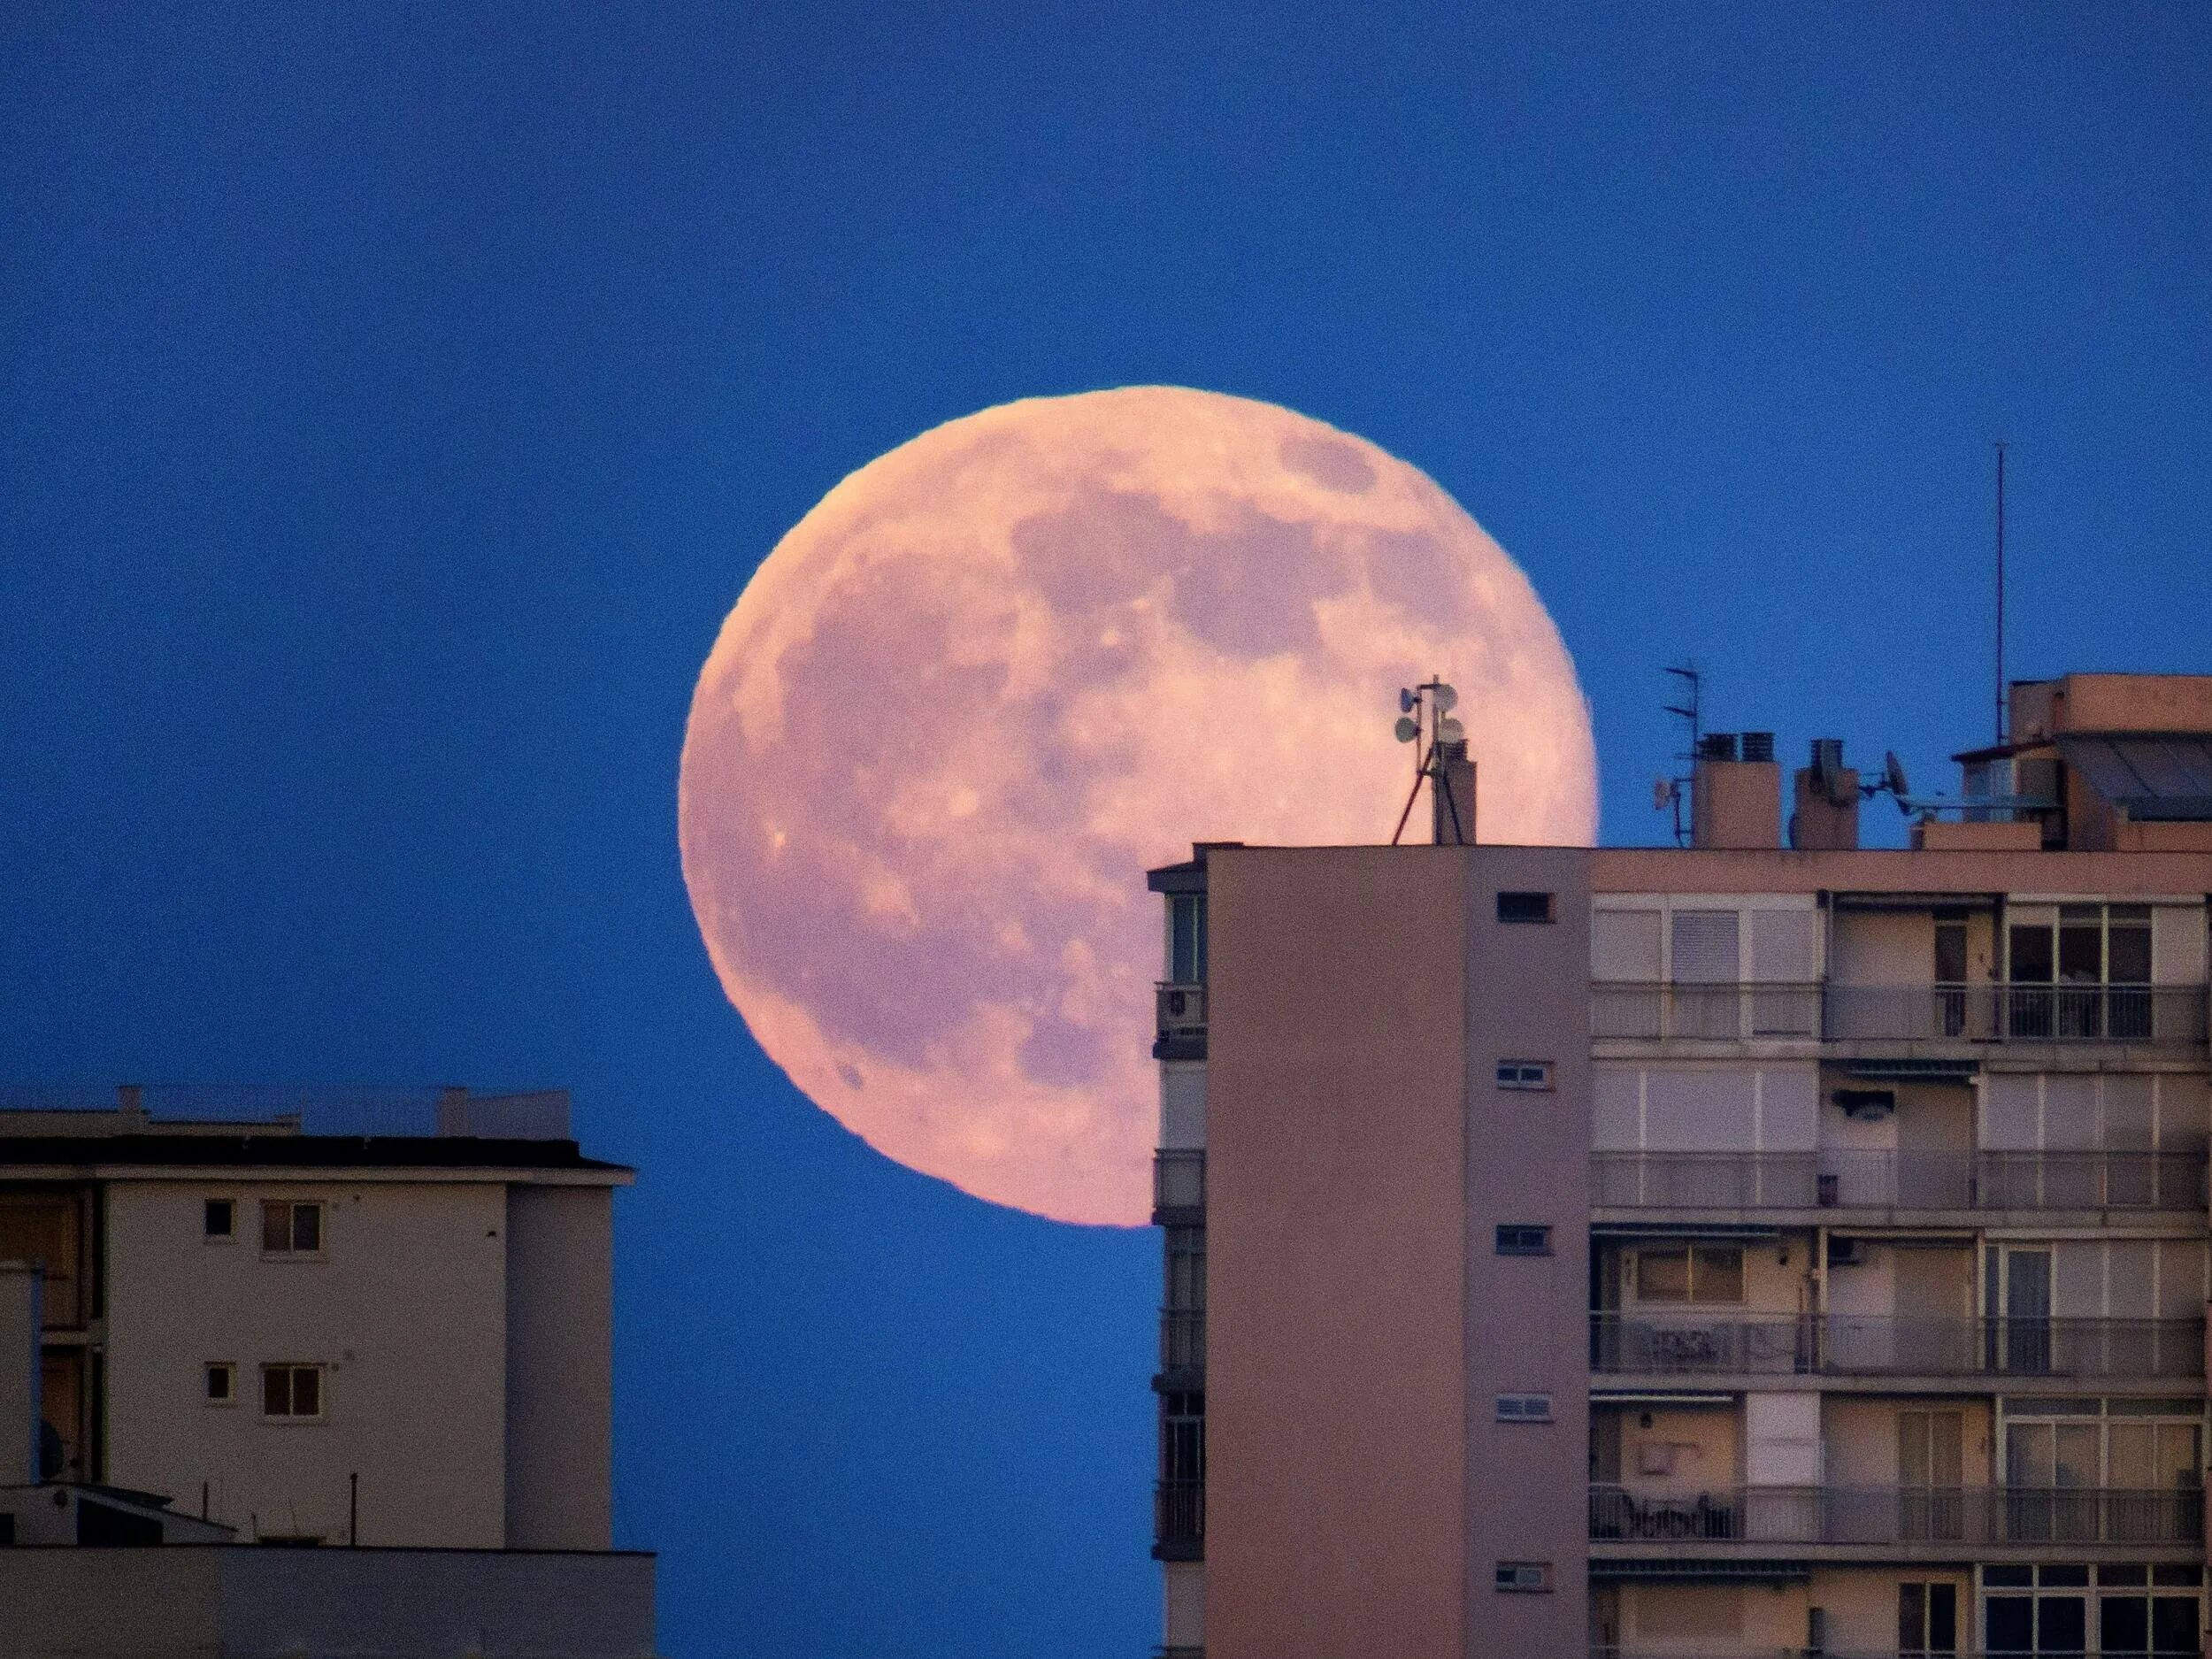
[1828,981,2209,1045]
[1589,981,2210,1046]
[1155,1479,1204,1548]
[1154,1149,1206,1214]
[1590,1312,2205,1379]
[1156,982,1207,1039]
[1591,1148,2208,1212]
[1589,1483,2203,1546]
[1160,1307,1206,1372]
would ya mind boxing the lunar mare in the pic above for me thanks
[680,387,1597,1225]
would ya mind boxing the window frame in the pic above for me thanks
[259,1363,326,1422]
[1636,1243,1747,1304]
[259,1200,326,1259]
[1495,1060,1555,1091]
[203,1198,235,1243]
[204,1361,235,1406]
[1495,1224,1553,1257]
[1495,1393,1554,1424]
[1494,1561,1553,1594]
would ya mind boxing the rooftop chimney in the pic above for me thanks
[1691,733,1781,849]
[1431,740,1476,845]
[1791,738,1861,850]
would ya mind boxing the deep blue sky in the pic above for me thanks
[4,4,2209,1654]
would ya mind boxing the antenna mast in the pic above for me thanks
[1661,664,1702,848]
[1993,440,2007,746]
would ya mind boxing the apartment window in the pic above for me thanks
[1496,1060,1553,1090]
[1495,1562,1552,1594]
[1495,1225,1552,1256]
[261,1364,324,1419]
[1495,1393,1552,1423]
[1897,1581,1958,1656]
[204,1363,234,1404]
[203,1199,234,1240]
[1168,894,1207,984]
[1638,1244,1744,1303]
[260,1201,323,1256]
[1496,891,1554,924]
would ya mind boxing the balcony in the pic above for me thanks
[1154,1479,1203,1558]
[1155,982,1207,1059]
[1591,981,2209,1047]
[1160,1307,1206,1373]
[1589,1483,2202,1547]
[1591,1313,2205,1379]
[1154,1149,1205,1218]
[1592,1148,2208,1213]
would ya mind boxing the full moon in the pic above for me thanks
[680,387,1597,1225]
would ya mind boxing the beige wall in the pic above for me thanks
[506,1184,615,1549]
[1621,1579,1806,1652]
[1204,846,1469,1659]
[104,1178,510,1547]
[1809,1564,1968,1655]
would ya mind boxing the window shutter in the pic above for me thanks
[1671,910,1740,984]
[1750,908,1815,983]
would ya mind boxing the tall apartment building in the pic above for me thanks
[1147,672,2212,1659]
[0,1084,656,1658]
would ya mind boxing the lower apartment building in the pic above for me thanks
[0,1083,656,1658]
[1146,671,2212,1659]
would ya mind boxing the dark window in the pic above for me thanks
[261,1202,324,1256]
[204,1363,232,1403]
[1494,1561,1552,1593]
[203,1199,234,1240]
[1495,1394,1552,1423]
[1169,895,1207,984]
[1496,1061,1553,1090]
[261,1364,324,1418]
[1495,1225,1551,1256]
[1497,891,1554,924]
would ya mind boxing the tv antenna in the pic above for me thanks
[1655,664,1701,847]
[1388,678,1469,846]
[1993,440,2008,747]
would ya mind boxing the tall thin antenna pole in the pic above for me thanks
[1993,440,2007,746]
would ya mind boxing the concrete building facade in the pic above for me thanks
[1148,672,2212,1659]
[0,1085,652,1656]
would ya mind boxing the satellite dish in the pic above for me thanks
[1653,776,1676,812]
[1432,682,1458,712]
[1394,717,1419,743]
[1398,687,1417,714]
[1436,716,1464,742]
[1885,751,1910,801]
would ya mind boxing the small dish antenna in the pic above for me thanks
[1388,678,1470,845]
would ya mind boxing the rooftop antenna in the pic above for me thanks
[1389,677,1465,845]
[1657,664,1701,847]
[1993,440,2007,747]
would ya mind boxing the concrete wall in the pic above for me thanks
[0,1547,656,1658]
[1463,847,1591,1657]
[505,1184,615,1549]
[104,1179,509,1547]
[1203,846,1469,1659]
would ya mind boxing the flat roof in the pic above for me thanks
[0,1133,632,1179]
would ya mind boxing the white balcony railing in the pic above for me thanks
[1592,1149,2208,1212]
[1590,981,2209,1046]
[1591,1313,2206,1379]
[1590,1482,2202,1546]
